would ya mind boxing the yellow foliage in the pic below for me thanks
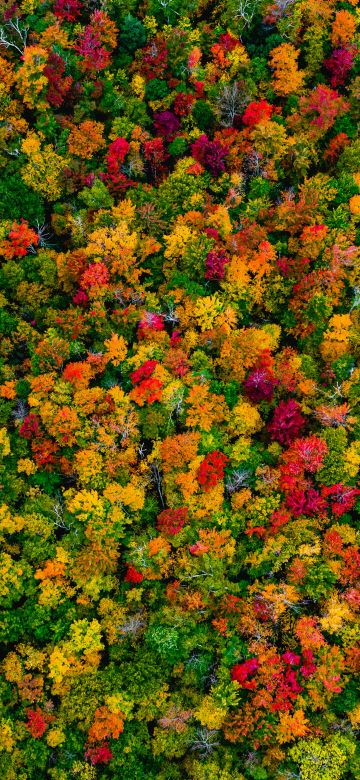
[0,553,23,600]
[2,652,22,683]
[112,199,136,224]
[164,223,195,258]
[74,449,104,486]
[207,205,232,236]
[0,427,10,457]
[231,401,263,436]
[218,325,280,381]
[227,43,250,75]
[269,43,305,96]
[37,580,66,608]
[40,21,70,48]
[49,646,71,685]
[98,598,126,644]
[21,132,66,201]
[254,583,300,619]
[0,55,15,95]
[348,704,360,727]
[195,696,227,729]
[344,441,360,477]
[67,489,106,522]
[298,541,321,557]
[49,620,103,685]
[193,481,225,516]
[0,504,24,535]
[252,121,292,163]
[186,384,227,431]
[320,595,354,634]
[131,73,146,98]
[332,522,356,546]
[320,313,352,361]
[17,458,37,475]
[0,720,14,753]
[73,387,104,415]
[16,46,48,109]
[46,728,66,747]
[104,478,145,511]
[277,710,309,743]
[104,332,127,366]
[194,293,224,331]
[85,223,138,280]
[231,436,252,463]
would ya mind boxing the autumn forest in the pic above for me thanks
[0,0,359,777]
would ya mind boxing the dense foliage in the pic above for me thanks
[0,0,359,776]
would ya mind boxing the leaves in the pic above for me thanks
[0,0,359,777]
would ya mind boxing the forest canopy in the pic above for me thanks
[0,0,359,777]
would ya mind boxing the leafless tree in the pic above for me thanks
[245,751,261,769]
[158,706,192,732]
[217,82,246,127]
[12,400,29,421]
[157,0,180,23]
[163,305,179,326]
[117,612,146,638]
[234,0,262,26]
[5,146,20,157]
[226,468,251,495]
[35,222,54,249]
[350,286,360,311]
[0,18,28,55]
[52,498,71,531]
[243,150,264,179]
[274,0,297,15]
[190,728,220,756]
[149,460,165,507]
[138,202,166,233]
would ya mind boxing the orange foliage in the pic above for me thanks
[269,44,304,96]
[88,705,124,742]
[67,120,106,159]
